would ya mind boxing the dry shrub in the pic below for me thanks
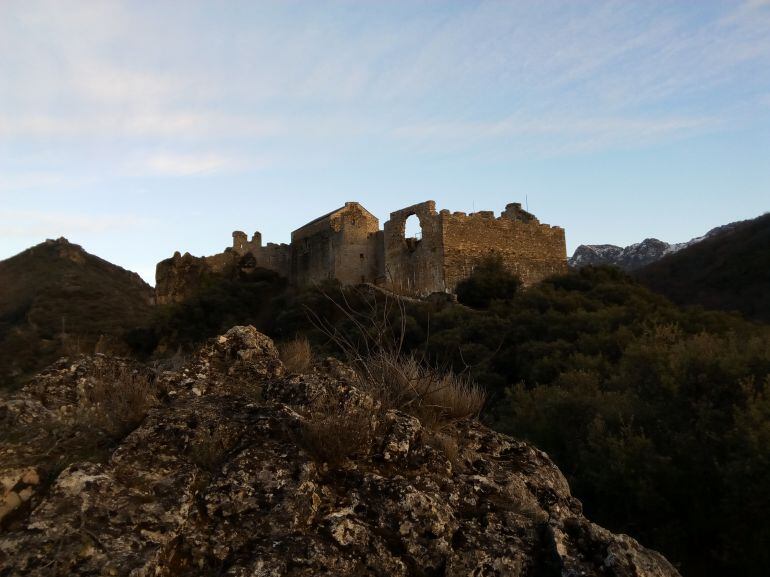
[306,289,486,429]
[0,365,159,481]
[356,351,486,429]
[425,430,461,467]
[279,336,313,374]
[150,347,189,373]
[299,392,375,466]
[79,365,159,439]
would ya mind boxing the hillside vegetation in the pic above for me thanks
[2,233,769,576]
[636,212,770,322]
[133,261,770,577]
[0,238,154,388]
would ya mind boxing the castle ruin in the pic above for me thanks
[155,201,567,304]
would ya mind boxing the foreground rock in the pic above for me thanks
[0,327,680,576]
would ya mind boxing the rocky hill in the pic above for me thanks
[569,222,739,271]
[636,212,770,322]
[0,326,680,576]
[0,238,154,388]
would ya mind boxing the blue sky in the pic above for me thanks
[1,0,768,284]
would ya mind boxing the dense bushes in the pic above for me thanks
[128,268,288,355]
[502,326,770,575]
[455,254,522,308]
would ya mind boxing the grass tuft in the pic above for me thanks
[279,336,313,374]
[354,351,485,429]
[298,391,375,466]
[78,365,159,439]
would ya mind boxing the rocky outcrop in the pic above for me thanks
[0,327,680,576]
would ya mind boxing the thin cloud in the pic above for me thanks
[0,113,285,140]
[134,151,274,177]
[142,153,236,177]
[0,173,66,192]
[0,0,768,160]
[0,210,151,238]
[391,114,719,156]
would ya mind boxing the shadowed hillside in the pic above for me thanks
[0,238,154,388]
[635,213,770,322]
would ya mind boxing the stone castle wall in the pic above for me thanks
[381,201,567,295]
[383,201,445,295]
[155,232,290,305]
[439,204,567,292]
[291,202,380,286]
[155,252,216,305]
[155,200,567,303]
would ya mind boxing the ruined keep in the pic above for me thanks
[291,203,382,287]
[155,201,566,303]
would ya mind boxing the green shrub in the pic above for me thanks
[455,254,522,308]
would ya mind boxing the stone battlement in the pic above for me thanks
[155,201,567,303]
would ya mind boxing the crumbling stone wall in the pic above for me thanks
[155,200,566,304]
[230,231,292,278]
[383,201,445,294]
[155,252,212,305]
[291,202,380,286]
[383,201,567,295]
[155,232,290,305]
[440,203,567,291]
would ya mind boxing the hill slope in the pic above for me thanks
[635,213,770,322]
[0,238,154,387]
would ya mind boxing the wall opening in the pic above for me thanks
[403,213,423,253]
[404,214,422,240]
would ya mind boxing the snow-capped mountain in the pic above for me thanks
[569,223,739,271]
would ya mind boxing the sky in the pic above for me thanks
[1,0,769,285]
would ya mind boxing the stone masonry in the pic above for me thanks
[291,202,382,287]
[155,201,566,303]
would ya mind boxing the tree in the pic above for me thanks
[455,254,522,308]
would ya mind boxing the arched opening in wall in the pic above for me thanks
[404,214,423,252]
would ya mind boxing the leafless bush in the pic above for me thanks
[279,336,313,374]
[78,365,159,439]
[358,350,485,429]
[306,288,485,428]
[298,392,375,466]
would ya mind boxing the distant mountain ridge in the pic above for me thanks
[569,223,739,271]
